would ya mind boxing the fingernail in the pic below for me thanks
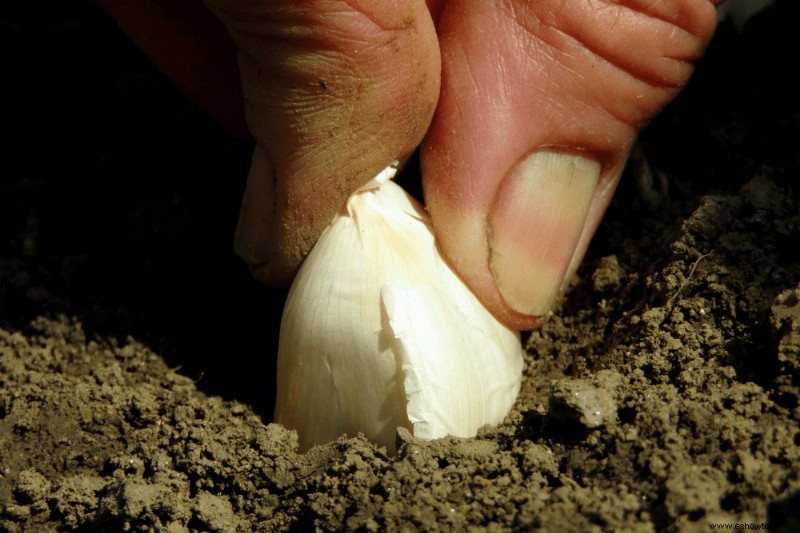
[234,146,275,268]
[488,151,600,316]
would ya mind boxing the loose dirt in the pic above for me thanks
[2,2,798,531]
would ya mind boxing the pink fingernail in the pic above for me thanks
[488,151,600,316]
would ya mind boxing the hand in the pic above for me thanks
[95,0,720,330]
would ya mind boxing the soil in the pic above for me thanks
[2,1,799,531]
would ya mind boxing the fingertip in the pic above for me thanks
[424,149,602,331]
[234,146,284,286]
[224,1,440,290]
[420,0,701,331]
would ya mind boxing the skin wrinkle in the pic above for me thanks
[568,57,660,132]
[621,0,714,52]
[516,0,700,92]
[212,3,396,97]
[209,5,366,54]
[274,15,423,154]
[600,1,624,35]
[660,21,709,63]
[608,0,718,38]
[240,68,366,138]
[243,59,391,184]
[549,17,689,91]
[332,2,388,33]
[525,33,636,133]
[548,29,681,129]
[268,4,395,49]
[489,62,511,122]
[503,5,645,131]
[339,0,423,33]
[290,121,404,196]
[295,114,375,163]
[451,12,530,209]
[455,40,483,106]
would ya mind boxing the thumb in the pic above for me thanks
[206,0,440,287]
[422,0,718,330]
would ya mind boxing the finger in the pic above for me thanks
[207,0,440,287]
[421,0,718,330]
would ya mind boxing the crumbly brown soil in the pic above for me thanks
[2,2,799,531]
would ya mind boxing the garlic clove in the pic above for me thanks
[383,284,523,441]
[275,164,523,453]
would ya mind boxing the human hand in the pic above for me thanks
[98,0,720,330]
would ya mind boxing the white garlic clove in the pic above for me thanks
[275,164,523,453]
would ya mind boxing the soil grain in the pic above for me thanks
[2,2,799,531]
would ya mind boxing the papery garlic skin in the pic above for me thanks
[275,165,523,453]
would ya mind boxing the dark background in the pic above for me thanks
[1,0,283,417]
